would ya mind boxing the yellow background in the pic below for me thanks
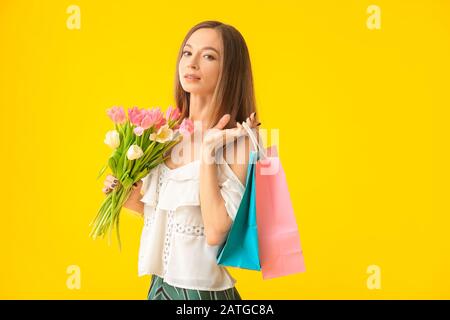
[1,0,449,299]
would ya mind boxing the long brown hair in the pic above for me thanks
[174,20,258,129]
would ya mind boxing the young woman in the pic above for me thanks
[102,20,260,300]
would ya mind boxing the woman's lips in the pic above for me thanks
[185,73,200,78]
[184,75,201,81]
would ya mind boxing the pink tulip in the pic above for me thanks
[178,118,194,136]
[128,106,145,126]
[141,108,166,131]
[153,109,167,130]
[133,126,144,136]
[166,106,181,122]
[157,118,167,130]
[140,112,152,130]
[106,106,126,124]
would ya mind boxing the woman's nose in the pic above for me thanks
[187,55,199,69]
[188,63,199,70]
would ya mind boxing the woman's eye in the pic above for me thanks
[182,50,215,60]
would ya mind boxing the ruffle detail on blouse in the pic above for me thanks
[140,166,160,207]
[140,161,201,211]
[139,158,245,219]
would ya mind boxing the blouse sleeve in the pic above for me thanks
[140,173,151,196]
[139,166,160,206]
[218,162,246,222]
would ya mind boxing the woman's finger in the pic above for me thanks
[133,180,143,189]
[248,115,259,128]
[244,117,251,128]
[106,174,118,183]
[105,179,118,189]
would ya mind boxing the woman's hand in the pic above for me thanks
[102,174,144,216]
[102,174,120,194]
[201,112,260,163]
[102,174,142,195]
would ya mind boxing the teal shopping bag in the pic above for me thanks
[216,150,261,270]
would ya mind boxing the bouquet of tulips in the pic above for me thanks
[90,105,193,249]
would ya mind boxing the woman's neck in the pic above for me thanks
[189,93,214,131]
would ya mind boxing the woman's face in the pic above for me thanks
[179,28,223,96]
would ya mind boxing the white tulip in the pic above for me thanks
[104,130,120,149]
[149,124,174,143]
[126,144,144,160]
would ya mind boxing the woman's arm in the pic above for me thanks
[122,181,144,216]
[200,135,251,246]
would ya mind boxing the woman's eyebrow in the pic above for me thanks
[185,43,220,55]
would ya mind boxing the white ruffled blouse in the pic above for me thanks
[138,152,246,291]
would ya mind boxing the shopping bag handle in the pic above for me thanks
[242,121,267,160]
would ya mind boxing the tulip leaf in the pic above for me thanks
[96,163,108,180]
[108,157,117,173]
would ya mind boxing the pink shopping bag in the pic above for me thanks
[242,122,306,279]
